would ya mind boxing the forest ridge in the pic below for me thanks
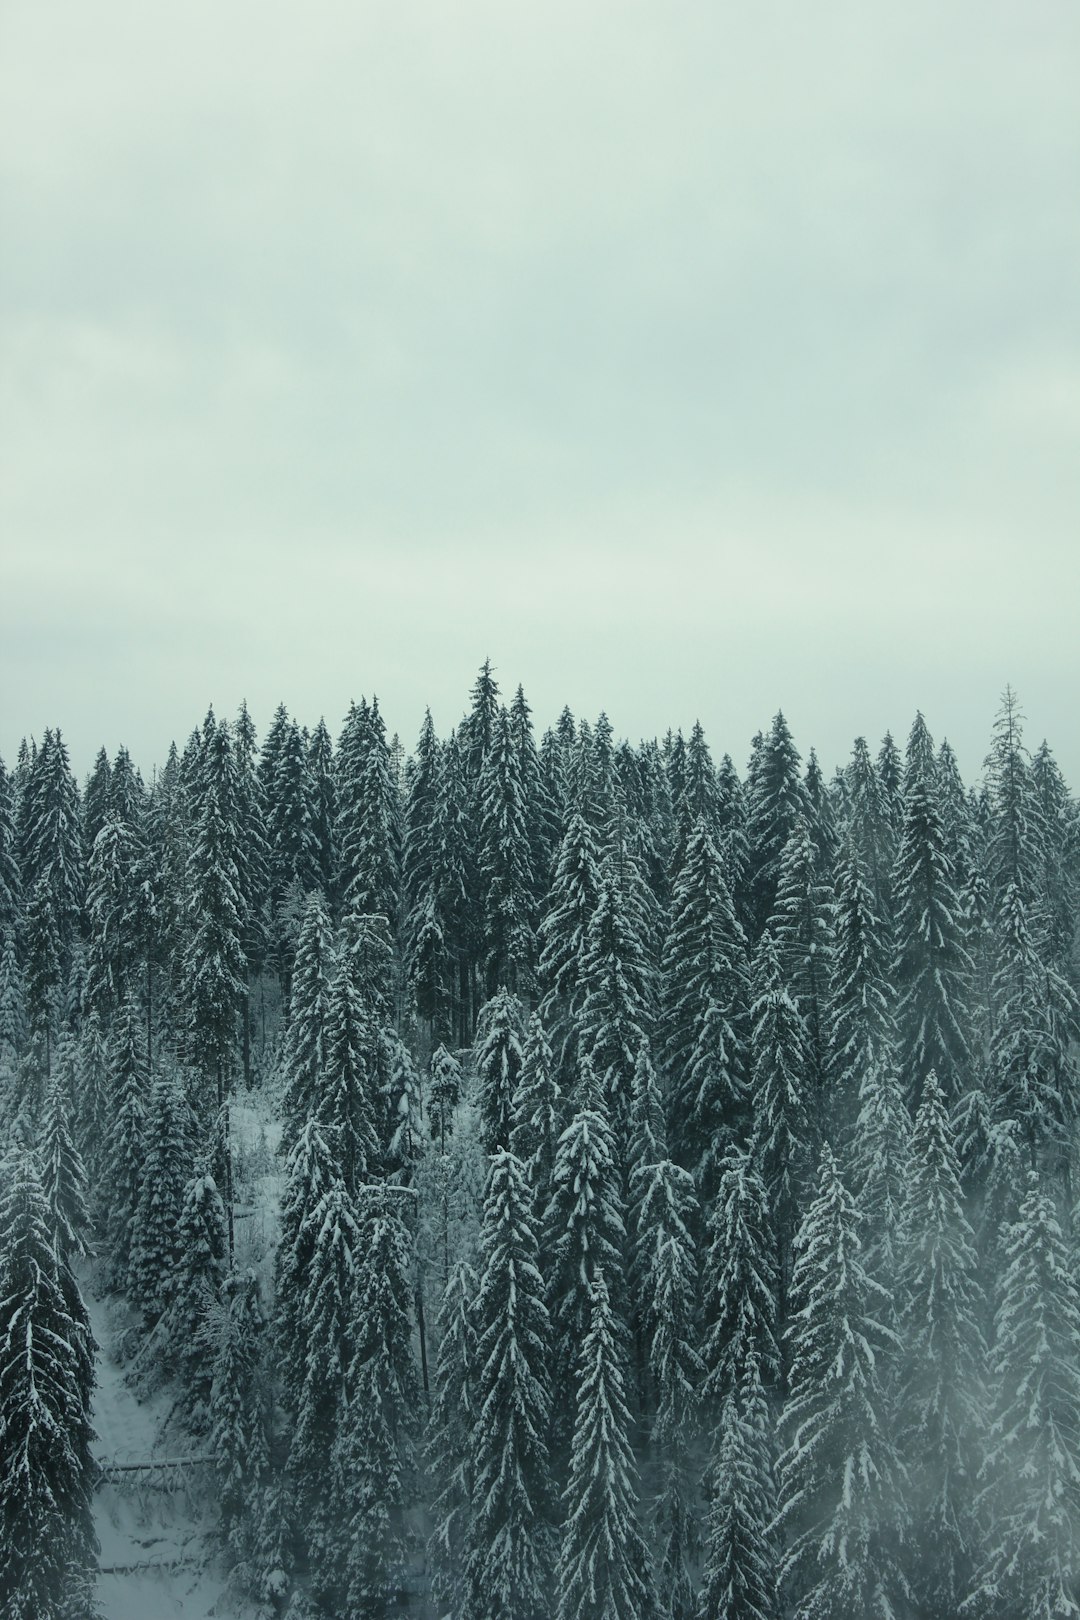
[1,668,1077,1620]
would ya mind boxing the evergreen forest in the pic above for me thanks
[2,665,1079,1620]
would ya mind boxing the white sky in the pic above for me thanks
[2,2,1079,784]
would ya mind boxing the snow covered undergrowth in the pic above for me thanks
[85,1094,282,1619]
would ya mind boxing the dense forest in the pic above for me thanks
[1,666,1078,1620]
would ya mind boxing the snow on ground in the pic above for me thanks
[87,1282,229,1619]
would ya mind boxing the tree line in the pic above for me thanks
[1,667,1078,1619]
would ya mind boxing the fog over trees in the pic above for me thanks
[1,668,1078,1619]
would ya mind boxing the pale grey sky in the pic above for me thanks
[2,2,1078,784]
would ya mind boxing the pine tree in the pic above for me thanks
[547,1069,627,1473]
[318,955,381,1196]
[18,728,83,955]
[749,931,812,1329]
[776,1144,906,1620]
[891,712,972,1108]
[101,994,148,1285]
[0,1148,97,1620]
[465,1150,555,1620]
[337,696,402,927]
[966,1173,1080,1619]
[478,705,537,997]
[661,816,749,1180]
[39,1069,91,1262]
[510,682,555,906]
[0,755,24,939]
[768,815,832,1088]
[577,853,654,1150]
[183,753,246,1138]
[538,812,602,1077]
[510,1012,564,1210]
[897,1072,984,1617]
[641,1167,702,1620]
[338,1190,419,1617]
[263,708,310,921]
[0,927,25,1083]
[289,1177,364,1599]
[845,735,896,925]
[302,716,337,900]
[698,1363,780,1620]
[211,1268,269,1554]
[715,752,750,922]
[989,865,1077,1171]
[232,699,272,1002]
[387,1033,425,1186]
[403,709,440,918]
[701,1146,779,1414]
[464,657,501,784]
[1031,738,1079,986]
[279,888,334,1155]
[129,1066,191,1321]
[626,1037,666,1190]
[85,815,143,1021]
[428,728,474,1044]
[827,835,895,1135]
[429,1042,464,1150]
[109,741,145,829]
[847,1055,911,1310]
[474,988,525,1157]
[670,719,720,882]
[275,1118,337,1421]
[746,711,806,939]
[23,874,60,1077]
[428,1259,478,1620]
[803,747,838,878]
[557,1271,654,1620]
[169,1168,228,1427]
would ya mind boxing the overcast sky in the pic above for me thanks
[2,2,1078,786]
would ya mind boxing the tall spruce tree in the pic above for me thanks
[337,1191,419,1617]
[701,1146,779,1413]
[275,1117,337,1422]
[745,711,806,939]
[169,1168,229,1428]
[557,1271,654,1620]
[827,834,895,1137]
[477,705,538,998]
[891,712,972,1109]
[465,1150,555,1620]
[577,853,654,1152]
[39,1069,91,1263]
[768,814,832,1089]
[428,1259,478,1620]
[279,889,335,1155]
[965,1172,1080,1619]
[210,1268,270,1556]
[129,1066,191,1322]
[318,955,381,1197]
[289,1176,365,1605]
[510,1011,563,1207]
[660,816,749,1181]
[547,1068,627,1469]
[897,1072,984,1618]
[698,1362,780,1620]
[776,1145,906,1620]
[538,812,602,1078]
[749,931,812,1333]
[641,1170,702,1620]
[0,1148,97,1620]
[101,993,148,1286]
[474,988,525,1157]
